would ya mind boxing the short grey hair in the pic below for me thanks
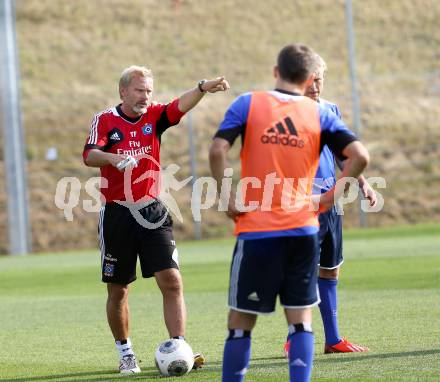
[314,54,327,75]
[119,65,153,90]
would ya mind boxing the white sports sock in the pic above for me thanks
[115,338,135,359]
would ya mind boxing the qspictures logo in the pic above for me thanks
[261,116,305,148]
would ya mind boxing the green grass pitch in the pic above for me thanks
[1,224,439,381]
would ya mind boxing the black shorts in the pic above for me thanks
[318,206,343,269]
[228,235,320,314]
[98,200,178,284]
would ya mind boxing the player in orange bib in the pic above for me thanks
[209,44,370,382]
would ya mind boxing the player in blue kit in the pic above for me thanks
[284,54,377,356]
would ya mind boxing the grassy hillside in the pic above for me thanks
[0,0,439,252]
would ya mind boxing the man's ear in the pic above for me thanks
[273,65,279,79]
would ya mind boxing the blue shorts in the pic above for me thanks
[318,206,343,269]
[228,235,320,314]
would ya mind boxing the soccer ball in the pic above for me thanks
[155,338,194,376]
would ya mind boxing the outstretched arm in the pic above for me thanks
[177,77,230,113]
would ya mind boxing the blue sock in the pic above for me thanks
[318,277,341,345]
[288,327,314,382]
[222,330,251,382]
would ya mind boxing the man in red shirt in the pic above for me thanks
[83,66,229,374]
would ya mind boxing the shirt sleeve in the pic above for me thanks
[319,103,357,159]
[83,113,108,160]
[332,104,342,119]
[156,99,186,136]
[214,93,251,146]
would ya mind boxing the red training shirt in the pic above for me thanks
[83,99,185,202]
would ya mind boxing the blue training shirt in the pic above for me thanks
[214,90,357,240]
[314,98,342,194]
